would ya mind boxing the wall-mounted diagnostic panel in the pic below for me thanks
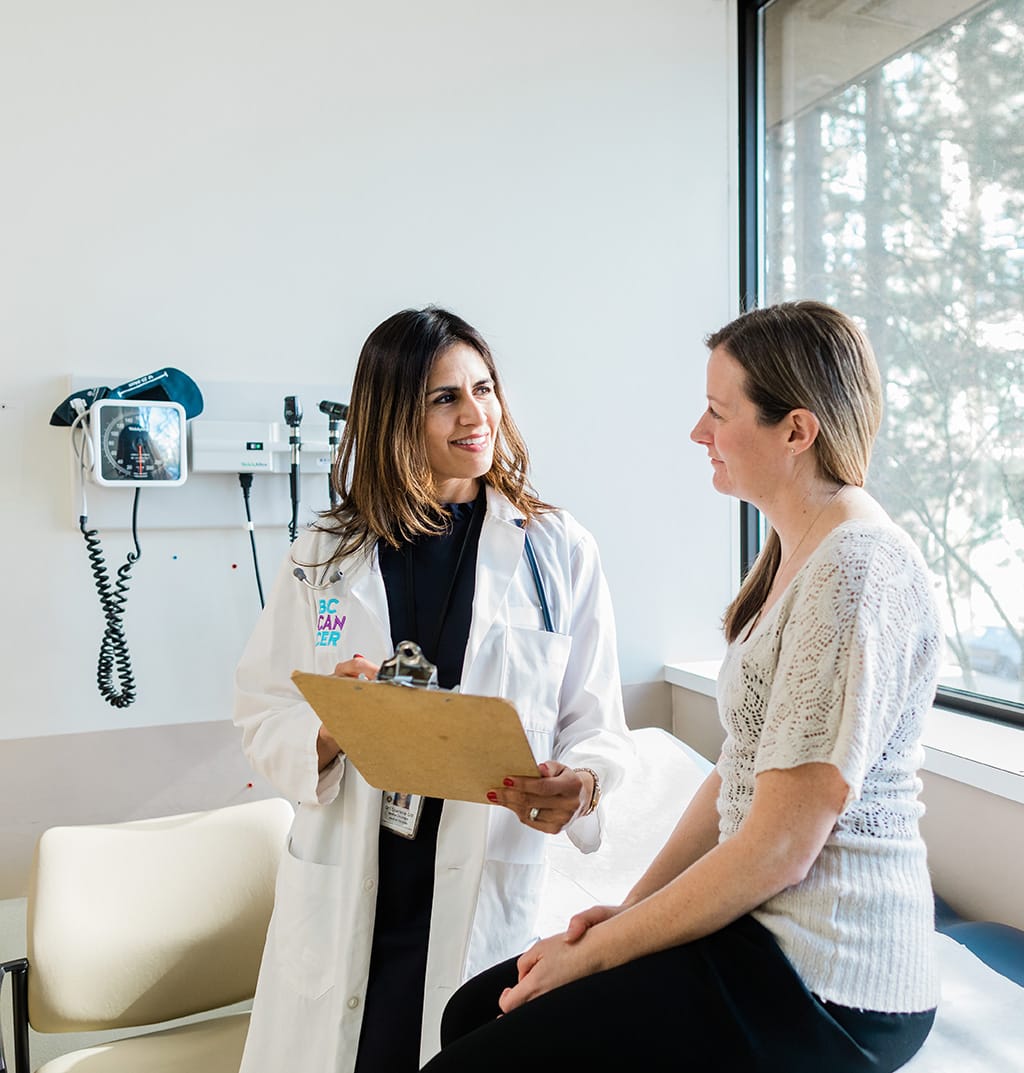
[55,377,349,530]
[49,369,204,708]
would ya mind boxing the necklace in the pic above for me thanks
[776,483,846,583]
[745,483,846,641]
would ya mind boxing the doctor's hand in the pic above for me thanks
[332,655,379,681]
[488,761,592,834]
[316,655,380,771]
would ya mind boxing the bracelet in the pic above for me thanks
[573,767,601,816]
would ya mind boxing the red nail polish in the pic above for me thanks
[487,792,498,802]
[503,778,514,787]
[353,653,364,659]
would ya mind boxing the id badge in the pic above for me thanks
[381,791,424,839]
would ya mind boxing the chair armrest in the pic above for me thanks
[0,958,29,1073]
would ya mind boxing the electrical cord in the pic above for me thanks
[327,418,340,509]
[284,395,302,544]
[80,490,142,708]
[288,462,300,544]
[70,404,142,707]
[238,473,265,609]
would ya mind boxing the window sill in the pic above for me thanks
[664,660,1024,806]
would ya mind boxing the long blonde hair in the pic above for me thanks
[313,307,552,562]
[711,302,883,642]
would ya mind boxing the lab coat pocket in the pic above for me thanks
[501,627,572,732]
[267,839,344,1001]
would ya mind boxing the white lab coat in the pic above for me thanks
[234,486,632,1073]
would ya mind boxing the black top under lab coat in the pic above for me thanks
[354,493,485,1072]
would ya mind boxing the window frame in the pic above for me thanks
[735,0,1024,730]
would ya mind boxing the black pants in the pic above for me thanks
[421,916,935,1073]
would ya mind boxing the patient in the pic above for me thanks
[422,301,941,1072]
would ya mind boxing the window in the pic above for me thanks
[741,0,1024,726]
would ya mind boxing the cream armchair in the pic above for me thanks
[0,798,293,1073]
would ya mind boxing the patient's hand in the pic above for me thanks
[565,903,624,943]
[499,930,600,1013]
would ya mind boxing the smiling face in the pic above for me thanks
[690,344,790,507]
[424,342,502,503]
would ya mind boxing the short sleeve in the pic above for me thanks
[754,530,935,803]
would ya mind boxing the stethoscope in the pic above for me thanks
[514,522,554,633]
[293,566,344,589]
[293,528,555,632]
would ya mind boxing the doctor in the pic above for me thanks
[234,306,633,1073]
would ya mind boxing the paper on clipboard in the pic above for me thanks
[291,670,541,803]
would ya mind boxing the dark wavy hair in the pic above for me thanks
[313,306,552,561]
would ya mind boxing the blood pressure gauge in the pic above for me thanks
[90,398,187,487]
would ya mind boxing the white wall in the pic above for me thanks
[0,0,737,892]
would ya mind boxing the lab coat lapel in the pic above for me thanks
[342,543,391,650]
[463,487,524,676]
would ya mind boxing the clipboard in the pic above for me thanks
[292,670,541,803]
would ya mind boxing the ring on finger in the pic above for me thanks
[529,807,540,822]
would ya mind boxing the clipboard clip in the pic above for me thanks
[377,641,439,689]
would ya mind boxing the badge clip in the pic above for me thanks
[377,640,438,689]
[377,641,437,839]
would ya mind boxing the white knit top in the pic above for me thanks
[716,520,941,1013]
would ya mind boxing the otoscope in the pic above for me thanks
[284,395,302,543]
[318,399,349,508]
